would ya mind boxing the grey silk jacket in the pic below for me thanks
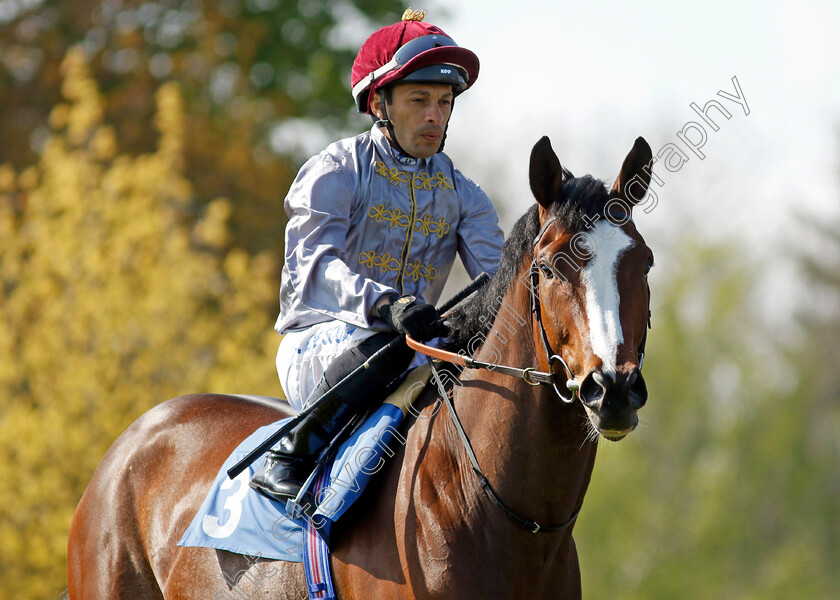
[275,125,504,334]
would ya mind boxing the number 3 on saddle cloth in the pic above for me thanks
[178,364,431,576]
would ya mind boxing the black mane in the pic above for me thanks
[443,174,612,352]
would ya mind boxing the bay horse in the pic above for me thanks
[67,135,654,599]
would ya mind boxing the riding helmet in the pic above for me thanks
[351,9,480,114]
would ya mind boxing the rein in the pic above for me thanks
[423,355,580,534]
[404,252,586,534]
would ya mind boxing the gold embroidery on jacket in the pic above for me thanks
[405,259,438,283]
[367,204,450,239]
[415,213,450,237]
[413,171,453,191]
[370,161,451,291]
[368,204,411,230]
[359,250,401,273]
[358,251,437,283]
[374,161,454,191]
[374,162,410,186]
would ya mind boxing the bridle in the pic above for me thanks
[528,214,652,403]
[528,237,581,404]
[405,211,651,534]
[410,214,651,404]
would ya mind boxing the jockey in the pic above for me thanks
[250,9,504,503]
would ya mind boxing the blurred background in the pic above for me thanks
[1,1,838,598]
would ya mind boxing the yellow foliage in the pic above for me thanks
[0,164,14,191]
[0,49,283,599]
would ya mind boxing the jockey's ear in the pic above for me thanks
[370,93,384,120]
[612,137,653,206]
[529,136,565,210]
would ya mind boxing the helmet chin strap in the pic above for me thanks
[374,89,414,158]
[374,88,452,158]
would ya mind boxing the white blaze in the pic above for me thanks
[580,221,634,376]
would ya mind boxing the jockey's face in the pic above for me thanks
[372,82,453,159]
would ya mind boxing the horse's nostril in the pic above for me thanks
[627,368,648,408]
[621,369,638,394]
[580,370,608,408]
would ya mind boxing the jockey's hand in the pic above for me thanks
[379,295,448,342]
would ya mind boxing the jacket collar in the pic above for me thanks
[371,125,428,169]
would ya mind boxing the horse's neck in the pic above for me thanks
[445,280,597,529]
[404,278,596,574]
[392,279,597,596]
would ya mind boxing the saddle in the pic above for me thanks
[178,363,432,561]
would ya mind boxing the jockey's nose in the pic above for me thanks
[426,104,444,124]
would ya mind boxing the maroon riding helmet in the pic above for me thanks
[351,12,480,156]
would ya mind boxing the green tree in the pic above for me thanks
[0,0,406,254]
[0,50,281,600]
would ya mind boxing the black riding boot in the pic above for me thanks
[249,377,352,504]
[249,332,414,504]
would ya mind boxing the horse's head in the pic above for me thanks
[528,136,653,441]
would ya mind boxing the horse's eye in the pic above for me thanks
[643,262,652,277]
[540,262,555,279]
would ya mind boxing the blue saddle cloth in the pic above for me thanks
[178,402,407,561]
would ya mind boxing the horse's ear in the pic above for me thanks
[612,136,653,206]
[529,136,565,209]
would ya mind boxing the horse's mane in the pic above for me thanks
[443,174,611,351]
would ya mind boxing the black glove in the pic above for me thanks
[379,295,448,342]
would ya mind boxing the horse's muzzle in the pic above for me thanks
[579,367,647,440]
